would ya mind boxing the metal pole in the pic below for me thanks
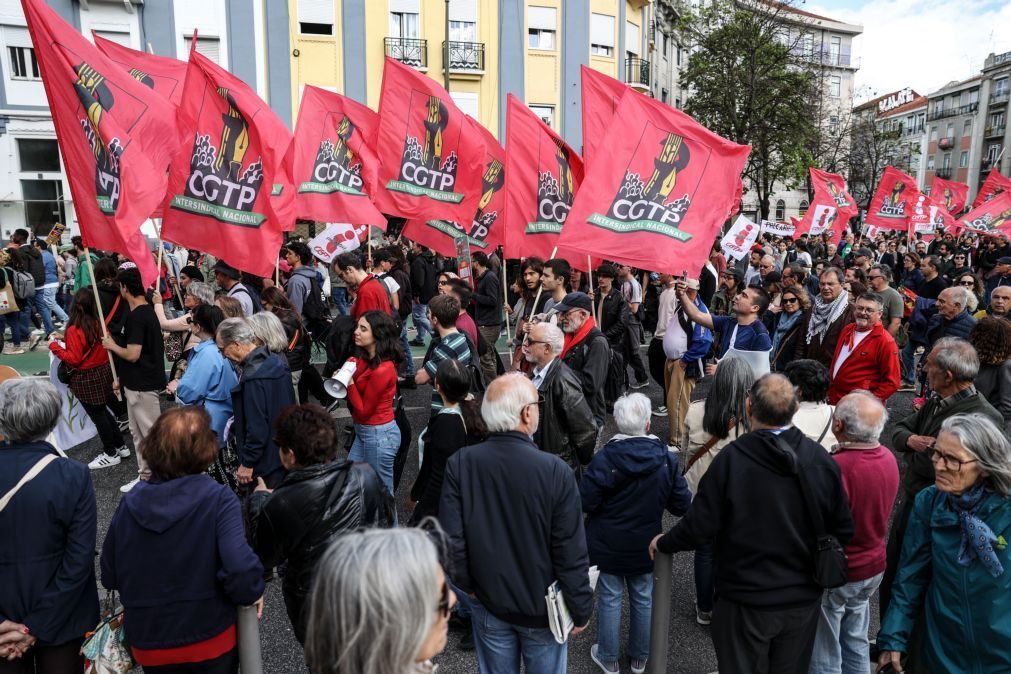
[83,248,121,401]
[501,253,511,340]
[588,255,597,322]
[646,551,673,674]
[444,0,451,92]
[236,605,263,674]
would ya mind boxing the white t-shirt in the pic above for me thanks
[832,328,872,377]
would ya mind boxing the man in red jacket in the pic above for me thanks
[334,251,391,322]
[827,292,900,405]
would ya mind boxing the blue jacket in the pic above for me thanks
[927,309,976,346]
[176,339,238,445]
[40,250,58,285]
[231,346,296,481]
[580,435,692,575]
[879,486,1011,673]
[0,442,98,646]
[101,475,264,649]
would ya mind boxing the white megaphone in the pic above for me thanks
[324,359,357,399]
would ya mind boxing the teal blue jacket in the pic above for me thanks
[879,486,1011,673]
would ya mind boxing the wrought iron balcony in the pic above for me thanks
[991,91,1010,106]
[385,37,427,69]
[442,41,485,72]
[625,56,650,89]
[937,136,954,150]
[986,125,1007,138]
[935,167,952,179]
[927,102,979,121]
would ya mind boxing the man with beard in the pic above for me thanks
[798,267,853,368]
[557,292,610,425]
[827,293,901,404]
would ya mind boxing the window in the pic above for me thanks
[7,46,39,80]
[20,180,66,237]
[988,143,1002,163]
[676,44,681,66]
[829,115,839,134]
[960,151,969,168]
[969,89,979,105]
[389,12,420,39]
[662,34,669,60]
[675,98,681,109]
[17,139,60,172]
[186,36,221,64]
[528,7,556,50]
[934,99,944,115]
[964,119,973,136]
[625,21,641,57]
[829,35,841,62]
[661,88,668,104]
[590,13,615,57]
[829,76,841,98]
[995,78,1010,97]
[927,156,935,170]
[946,122,954,139]
[775,200,786,220]
[449,21,476,43]
[801,32,814,56]
[450,92,478,119]
[298,0,335,35]
[799,200,809,216]
[991,111,1006,129]
[529,104,554,127]
[942,153,951,170]
[930,126,938,142]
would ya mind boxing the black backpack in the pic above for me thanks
[388,269,413,320]
[302,273,329,324]
[229,284,264,314]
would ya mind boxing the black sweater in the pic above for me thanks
[410,411,471,524]
[657,427,854,609]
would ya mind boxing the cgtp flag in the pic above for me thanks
[22,0,174,286]
[558,91,750,278]
[403,118,506,257]
[972,171,1011,209]
[794,168,858,240]
[308,222,365,264]
[580,66,629,168]
[373,58,484,223]
[865,166,918,231]
[92,33,186,107]
[292,85,386,228]
[930,176,968,215]
[959,191,1011,235]
[161,50,292,277]
[502,95,584,261]
[721,215,760,261]
[909,191,954,237]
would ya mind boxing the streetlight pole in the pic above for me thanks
[444,0,451,92]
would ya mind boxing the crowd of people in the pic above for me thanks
[1,222,1010,674]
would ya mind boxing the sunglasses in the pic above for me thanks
[782,297,799,305]
[960,281,976,287]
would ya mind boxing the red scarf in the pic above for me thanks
[561,316,597,359]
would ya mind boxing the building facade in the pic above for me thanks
[977,51,1010,197]
[851,88,928,189]
[923,76,982,197]
[0,0,289,241]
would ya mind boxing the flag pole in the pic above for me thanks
[83,247,121,401]
[155,220,185,308]
[588,255,597,322]
[528,246,557,320]
[367,224,374,265]
[501,255,511,340]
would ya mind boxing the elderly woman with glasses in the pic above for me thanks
[877,413,1011,674]
[306,528,456,674]
[770,287,811,372]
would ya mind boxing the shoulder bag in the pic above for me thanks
[683,419,736,475]
[57,296,121,385]
[0,454,59,513]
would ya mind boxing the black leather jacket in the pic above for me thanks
[562,327,610,426]
[598,287,629,348]
[533,360,598,468]
[249,460,393,642]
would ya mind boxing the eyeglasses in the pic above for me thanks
[438,280,449,286]
[930,450,978,472]
[437,582,452,618]
[853,304,882,314]
[522,337,550,347]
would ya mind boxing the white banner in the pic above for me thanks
[721,215,760,261]
[808,204,838,237]
[308,223,365,264]
[760,219,796,238]
[47,353,98,452]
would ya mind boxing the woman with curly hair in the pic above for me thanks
[969,316,1011,427]
[954,272,984,313]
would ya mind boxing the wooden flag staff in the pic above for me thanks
[83,247,121,400]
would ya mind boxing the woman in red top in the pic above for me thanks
[346,310,403,495]
[48,289,127,468]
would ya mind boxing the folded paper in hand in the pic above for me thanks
[546,566,599,644]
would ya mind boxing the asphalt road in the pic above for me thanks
[74,349,914,674]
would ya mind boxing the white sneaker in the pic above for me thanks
[88,453,121,470]
[2,344,25,355]
[652,405,668,416]
[696,602,712,626]
[119,478,140,493]
[116,446,131,458]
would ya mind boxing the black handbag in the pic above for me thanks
[773,435,848,589]
[57,342,96,384]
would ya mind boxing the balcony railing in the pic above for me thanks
[385,37,427,68]
[935,167,953,179]
[991,91,1010,106]
[625,56,650,88]
[442,41,484,72]
[927,102,979,121]
[903,124,926,137]
[938,136,955,150]
[986,125,1007,138]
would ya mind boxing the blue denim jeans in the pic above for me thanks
[596,571,652,663]
[470,600,567,674]
[694,542,715,612]
[412,301,433,342]
[808,572,883,674]
[12,298,32,345]
[399,322,417,376]
[332,287,349,316]
[41,286,68,325]
[348,420,400,495]
[900,341,918,385]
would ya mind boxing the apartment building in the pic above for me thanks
[852,88,928,188]
[922,76,982,196]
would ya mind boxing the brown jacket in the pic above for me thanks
[797,304,853,368]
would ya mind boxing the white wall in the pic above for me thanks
[173,0,229,68]
[79,2,141,49]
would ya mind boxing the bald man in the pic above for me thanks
[975,284,1011,320]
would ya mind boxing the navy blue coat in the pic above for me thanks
[580,435,692,575]
[232,346,296,483]
[101,475,264,649]
[927,309,976,346]
[0,442,99,645]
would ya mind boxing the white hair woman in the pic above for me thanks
[306,528,455,674]
[877,413,1011,673]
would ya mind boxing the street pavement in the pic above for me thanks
[72,344,914,673]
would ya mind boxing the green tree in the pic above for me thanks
[676,0,822,220]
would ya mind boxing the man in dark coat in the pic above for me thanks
[557,292,610,425]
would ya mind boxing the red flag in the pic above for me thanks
[794,168,858,239]
[292,85,386,228]
[558,91,750,278]
[929,176,968,214]
[973,171,1011,208]
[403,119,506,257]
[502,95,585,261]
[161,51,292,277]
[373,58,485,223]
[865,166,918,231]
[909,191,954,237]
[92,33,186,107]
[959,191,1011,235]
[22,0,175,285]
[580,66,629,168]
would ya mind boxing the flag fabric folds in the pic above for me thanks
[502,95,585,261]
[930,176,969,215]
[558,92,749,278]
[580,66,629,169]
[92,33,187,107]
[403,118,506,257]
[292,85,386,228]
[373,57,485,223]
[161,50,292,277]
[909,191,954,237]
[865,166,918,231]
[973,171,1011,209]
[960,191,1011,235]
[794,168,859,240]
[22,0,175,286]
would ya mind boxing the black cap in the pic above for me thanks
[855,247,874,259]
[721,268,744,284]
[998,256,1011,265]
[212,260,241,280]
[554,292,593,313]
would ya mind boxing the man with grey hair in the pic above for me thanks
[879,337,1002,620]
[522,322,597,471]
[440,373,592,671]
[866,264,903,336]
[926,286,976,349]
[810,391,899,672]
